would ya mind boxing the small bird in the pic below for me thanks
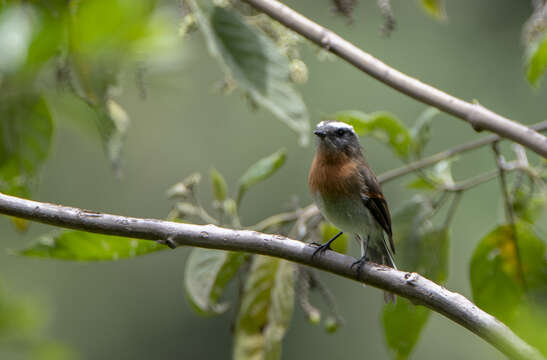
[308,120,396,302]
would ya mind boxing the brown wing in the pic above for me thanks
[360,168,395,254]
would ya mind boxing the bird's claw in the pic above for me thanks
[351,256,367,277]
[311,242,332,259]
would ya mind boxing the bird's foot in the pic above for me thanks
[351,255,368,278]
[310,231,343,259]
[311,242,332,259]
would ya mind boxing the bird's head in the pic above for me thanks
[313,121,361,158]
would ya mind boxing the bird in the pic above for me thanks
[308,120,396,302]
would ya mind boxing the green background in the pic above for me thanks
[1,0,546,359]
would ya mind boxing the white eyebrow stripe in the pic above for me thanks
[316,121,355,132]
[327,121,354,130]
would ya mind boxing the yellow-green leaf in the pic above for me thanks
[19,230,167,261]
[420,0,447,21]
[210,168,228,202]
[237,149,286,205]
[526,31,547,87]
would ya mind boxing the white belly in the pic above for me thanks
[312,191,381,237]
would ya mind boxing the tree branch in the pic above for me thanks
[240,0,547,157]
[0,192,543,360]
[379,120,547,184]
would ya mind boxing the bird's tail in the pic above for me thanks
[366,238,397,303]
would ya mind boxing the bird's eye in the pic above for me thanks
[336,129,345,136]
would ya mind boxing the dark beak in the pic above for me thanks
[314,129,326,138]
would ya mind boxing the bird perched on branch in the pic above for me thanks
[308,120,396,302]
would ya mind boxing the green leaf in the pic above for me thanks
[0,94,53,199]
[189,2,310,145]
[383,198,450,359]
[333,110,412,159]
[410,107,439,157]
[19,230,167,261]
[233,255,295,360]
[420,0,447,21]
[210,168,228,202]
[526,31,547,87]
[470,222,547,354]
[319,222,348,254]
[236,149,286,205]
[184,248,247,315]
[383,299,430,359]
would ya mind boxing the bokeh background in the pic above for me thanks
[1,0,546,359]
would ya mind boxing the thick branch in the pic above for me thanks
[0,192,543,360]
[240,0,547,157]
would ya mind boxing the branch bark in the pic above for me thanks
[0,192,543,360]
[380,121,547,184]
[240,0,547,158]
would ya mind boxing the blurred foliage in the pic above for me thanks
[0,281,77,360]
[188,1,310,145]
[0,0,178,200]
[20,230,167,260]
[0,95,52,200]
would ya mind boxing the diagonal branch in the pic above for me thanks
[0,192,543,360]
[240,0,547,157]
[379,120,547,184]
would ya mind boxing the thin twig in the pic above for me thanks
[307,268,344,326]
[240,0,547,157]
[446,169,500,192]
[296,266,321,323]
[443,191,462,228]
[380,121,547,184]
[0,193,543,360]
[492,142,527,290]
